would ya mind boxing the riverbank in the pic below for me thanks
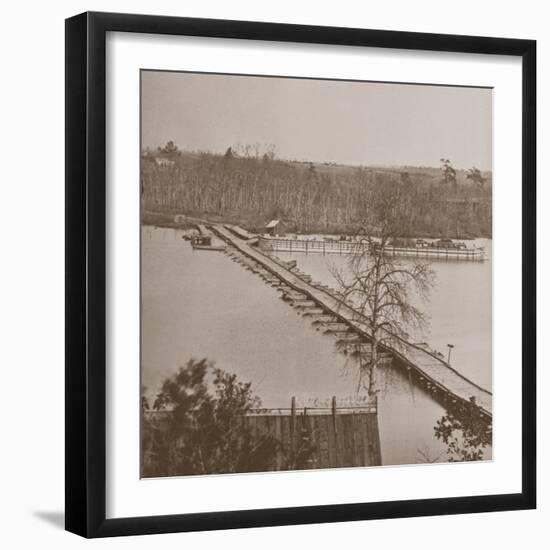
[142,210,489,240]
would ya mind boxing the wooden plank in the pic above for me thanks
[343,414,352,467]
[267,416,277,470]
[290,397,296,462]
[292,301,316,309]
[361,415,370,466]
[348,415,357,467]
[255,415,267,444]
[310,315,337,323]
[302,308,325,316]
[348,414,357,467]
[322,322,350,330]
[351,414,361,467]
[317,416,329,469]
[365,413,382,466]
[302,413,315,469]
[279,416,289,470]
[356,414,367,466]
[274,416,283,471]
[334,415,343,468]
[309,414,320,469]
[326,413,336,468]
[340,415,349,467]
[247,416,257,452]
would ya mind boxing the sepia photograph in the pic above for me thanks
[140,70,493,478]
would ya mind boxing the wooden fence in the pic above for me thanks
[245,396,382,470]
[144,396,382,472]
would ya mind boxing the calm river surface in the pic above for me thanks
[142,227,491,466]
[274,238,492,389]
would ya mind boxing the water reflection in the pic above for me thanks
[274,241,492,389]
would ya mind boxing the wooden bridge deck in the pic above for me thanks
[223,224,257,241]
[212,224,493,418]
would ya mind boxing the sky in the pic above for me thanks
[141,70,492,171]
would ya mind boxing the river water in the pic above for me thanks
[142,227,491,466]
[274,238,492,389]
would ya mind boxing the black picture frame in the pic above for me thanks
[65,11,536,538]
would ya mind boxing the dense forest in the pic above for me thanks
[141,144,492,238]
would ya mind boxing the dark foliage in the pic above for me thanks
[434,397,492,461]
[142,359,281,477]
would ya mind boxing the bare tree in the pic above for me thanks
[333,179,434,395]
[264,143,276,161]
[466,166,486,188]
[252,141,262,159]
[440,158,457,187]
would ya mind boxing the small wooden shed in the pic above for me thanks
[265,219,282,236]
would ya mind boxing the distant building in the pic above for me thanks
[155,157,175,167]
[265,219,282,236]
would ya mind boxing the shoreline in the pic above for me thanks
[141,210,491,241]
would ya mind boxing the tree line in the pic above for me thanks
[142,145,492,238]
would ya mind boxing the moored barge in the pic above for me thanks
[376,238,486,261]
[258,236,369,255]
[258,235,485,261]
[190,234,227,252]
